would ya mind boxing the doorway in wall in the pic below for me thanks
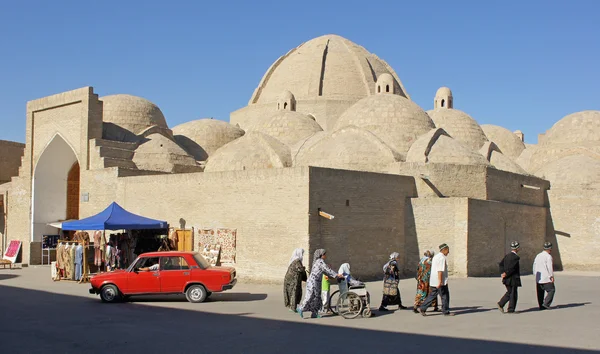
[32,134,79,244]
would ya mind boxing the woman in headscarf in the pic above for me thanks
[298,249,342,318]
[283,248,307,312]
[379,252,407,311]
[337,263,363,295]
[413,250,439,313]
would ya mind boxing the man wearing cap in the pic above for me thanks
[418,243,454,316]
[498,241,522,314]
[533,242,555,310]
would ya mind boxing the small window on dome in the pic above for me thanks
[441,99,445,108]
[377,86,381,93]
[278,103,280,110]
[284,102,288,109]
[386,85,390,93]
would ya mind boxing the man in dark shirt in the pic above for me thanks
[498,241,522,314]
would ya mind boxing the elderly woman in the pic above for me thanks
[413,250,439,313]
[284,248,307,312]
[298,249,342,318]
[379,252,407,311]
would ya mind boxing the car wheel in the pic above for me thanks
[186,284,207,303]
[100,284,121,303]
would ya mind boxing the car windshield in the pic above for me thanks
[192,252,211,269]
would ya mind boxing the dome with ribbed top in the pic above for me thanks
[481,124,525,159]
[204,132,291,172]
[541,110,600,146]
[172,119,245,161]
[101,94,168,135]
[427,108,488,151]
[252,111,323,147]
[335,94,434,157]
[249,34,409,105]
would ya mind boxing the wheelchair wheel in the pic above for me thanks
[362,308,372,318]
[328,290,340,315]
[336,292,363,319]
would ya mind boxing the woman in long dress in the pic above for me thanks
[298,249,341,318]
[283,248,307,312]
[379,252,407,311]
[413,250,439,313]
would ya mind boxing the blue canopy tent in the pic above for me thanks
[61,202,168,231]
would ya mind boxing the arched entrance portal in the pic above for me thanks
[32,134,79,242]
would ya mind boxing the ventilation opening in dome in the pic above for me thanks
[386,85,390,93]
[441,99,445,108]
[284,102,288,109]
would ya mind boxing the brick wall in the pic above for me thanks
[467,199,547,276]
[308,167,417,280]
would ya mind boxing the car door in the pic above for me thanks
[159,256,191,293]
[127,256,161,294]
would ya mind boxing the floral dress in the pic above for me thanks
[299,259,338,315]
[283,259,307,310]
[414,257,437,308]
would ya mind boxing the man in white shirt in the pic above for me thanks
[418,243,454,316]
[533,242,555,310]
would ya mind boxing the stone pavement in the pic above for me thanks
[0,267,598,353]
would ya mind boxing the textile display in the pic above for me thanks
[216,229,236,264]
[200,244,221,266]
[197,229,214,249]
[3,240,22,263]
[197,228,237,264]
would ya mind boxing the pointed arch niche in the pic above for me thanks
[32,134,79,242]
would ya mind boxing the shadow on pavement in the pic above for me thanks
[125,292,268,303]
[519,302,591,313]
[0,285,595,354]
[0,274,19,281]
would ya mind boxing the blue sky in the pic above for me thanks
[1,1,598,144]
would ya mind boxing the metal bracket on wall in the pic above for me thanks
[317,208,335,220]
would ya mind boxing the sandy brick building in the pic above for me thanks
[0,34,595,281]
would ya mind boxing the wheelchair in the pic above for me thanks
[328,284,372,319]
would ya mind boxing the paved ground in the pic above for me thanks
[0,267,598,353]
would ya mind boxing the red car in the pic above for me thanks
[89,251,236,303]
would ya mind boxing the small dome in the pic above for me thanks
[535,154,600,187]
[252,111,323,147]
[133,133,199,173]
[427,108,488,150]
[481,124,526,159]
[407,128,491,166]
[249,34,409,105]
[172,119,245,161]
[335,94,435,156]
[101,94,168,136]
[204,132,291,172]
[479,142,528,175]
[435,87,453,97]
[295,125,400,170]
[542,110,600,146]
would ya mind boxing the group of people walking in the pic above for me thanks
[283,241,556,319]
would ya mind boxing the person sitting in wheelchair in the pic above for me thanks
[338,263,364,295]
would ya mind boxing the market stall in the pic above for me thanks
[59,202,169,282]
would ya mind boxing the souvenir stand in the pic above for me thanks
[53,239,90,283]
[61,202,168,280]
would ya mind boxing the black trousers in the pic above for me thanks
[380,293,403,308]
[420,285,450,314]
[499,285,519,312]
[536,282,555,309]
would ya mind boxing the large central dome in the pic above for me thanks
[249,34,409,104]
